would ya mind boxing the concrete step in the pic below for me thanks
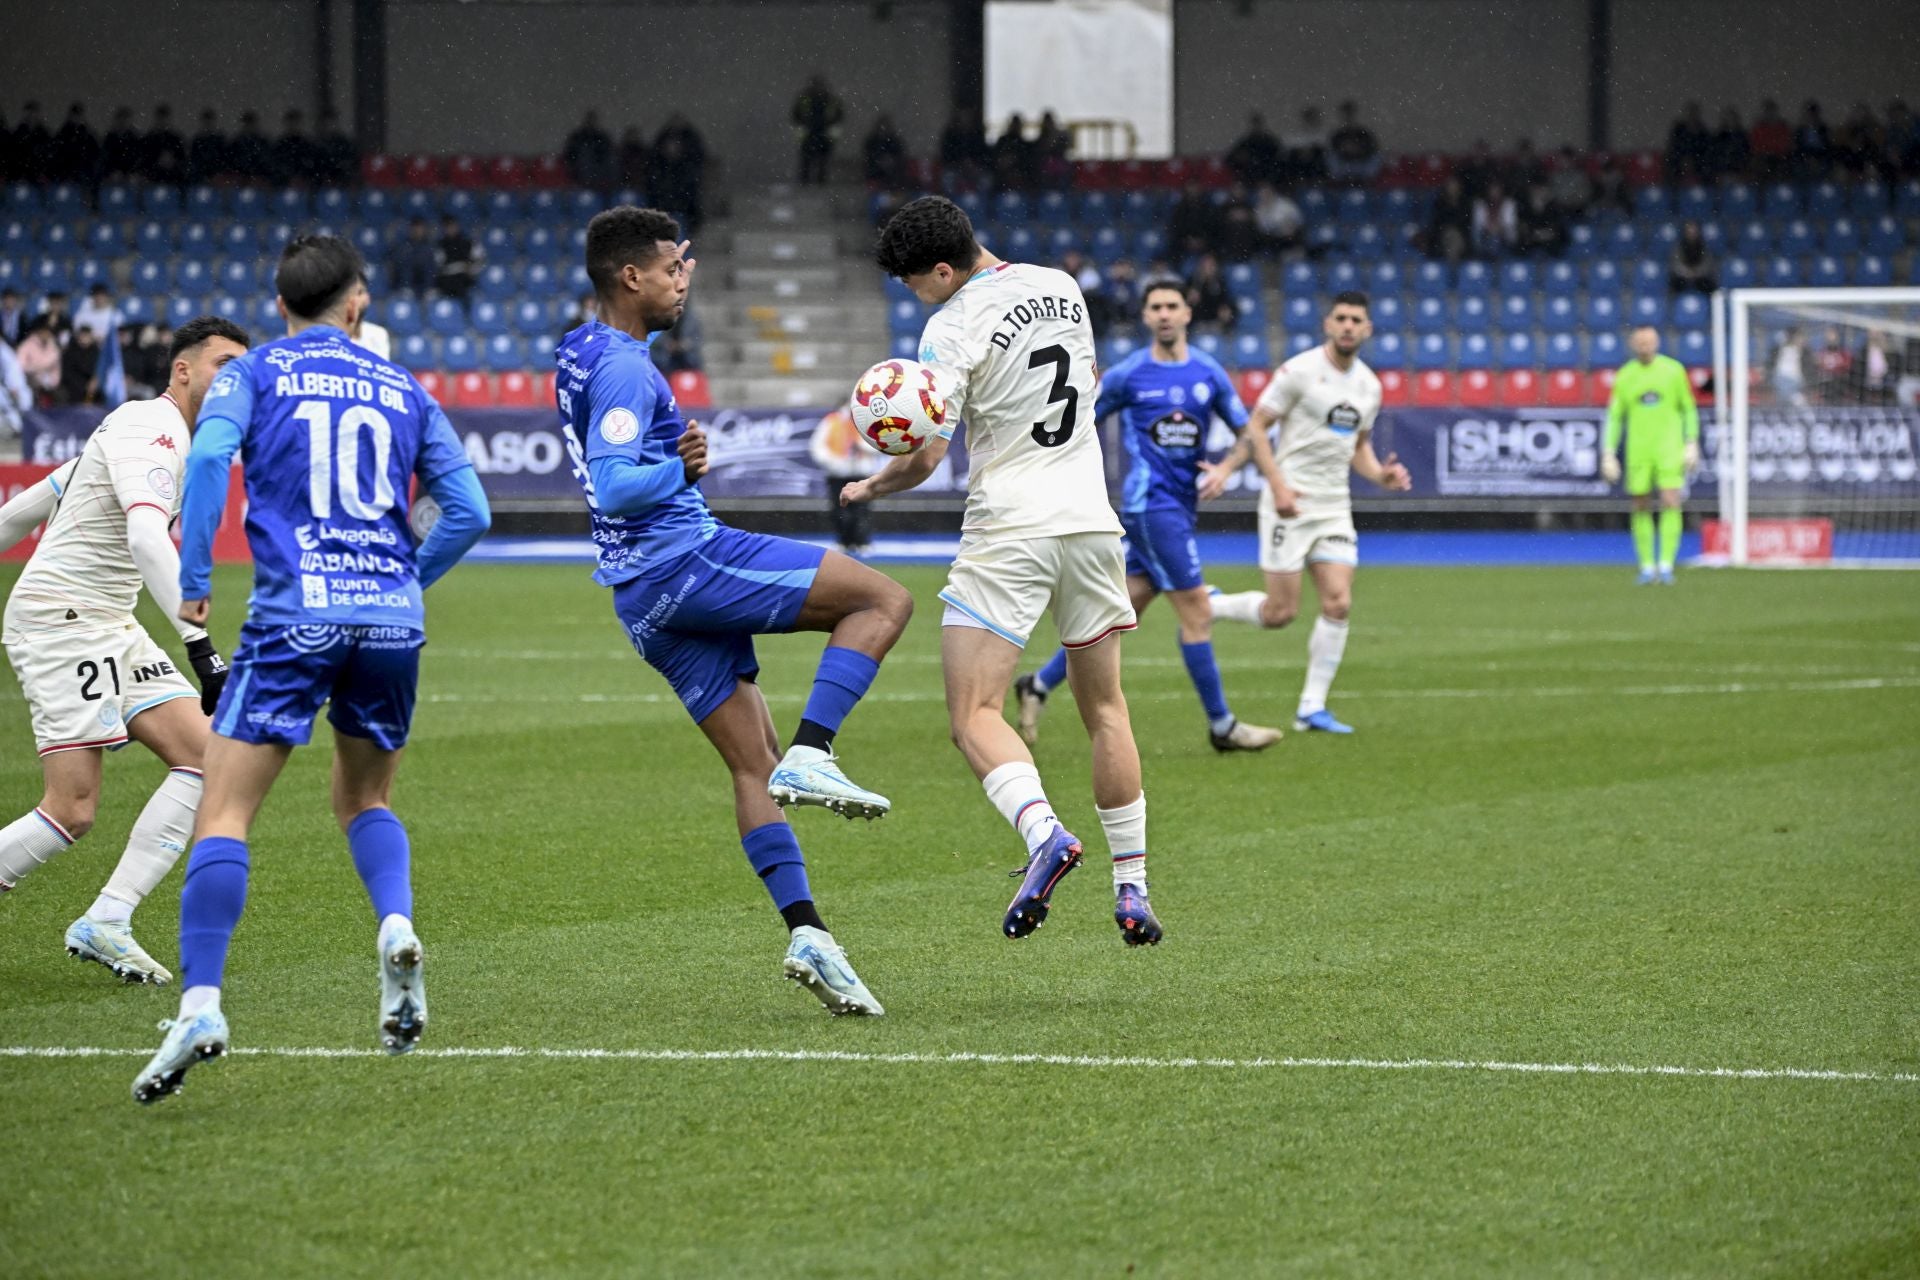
[708,299,886,338]
[728,228,842,263]
[729,265,848,296]
[726,339,881,373]
[710,375,855,408]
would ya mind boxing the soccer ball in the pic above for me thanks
[849,359,946,456]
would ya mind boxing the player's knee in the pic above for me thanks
[39,795,96,839]
[1321,597,1351,623]
[1260,599,1299,629]
[877,577,915,632]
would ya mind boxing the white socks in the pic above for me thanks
[1299,616,1350,716]
[982,761,1062,855]
[179,985,221,1018]
[95,768,201,921]
[0,808,75,889]
[1098,793,1148,891]
[1210,590,1266,626]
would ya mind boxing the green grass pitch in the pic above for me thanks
[1,560,1916,1277]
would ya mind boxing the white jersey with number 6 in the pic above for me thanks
[917,263,1120,539]
[1254,345,1383,513]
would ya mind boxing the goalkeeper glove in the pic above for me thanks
[1683,441,1700,474]
[185,637,229,716]
[1600,453,1621,484]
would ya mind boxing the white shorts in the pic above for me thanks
[3,622,199,755]
[938,531,1137,650]
[1257,493,1359,575]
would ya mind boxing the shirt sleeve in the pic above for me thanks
[1255,361,1303,420]
[413,400,472,484]
[1093,357,1131,423]
[1604,366,1629,454]
[1212,363,1250,431]
[179,360,253,600]
[583,351,659,464]
[1357,377,1382,434]
[917,310,977,436]
[1672,361,1700,442]
[103,427,183,521]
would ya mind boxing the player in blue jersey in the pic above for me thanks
[1012,281,1282,753]
[555,207,911,1015]
[132,236,492,1103]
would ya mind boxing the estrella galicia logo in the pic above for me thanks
[1639,390,1661,406]
[1149,411,1202,451]
[1326,402,1363,436]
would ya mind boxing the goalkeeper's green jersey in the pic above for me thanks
[1605,354,1699,458]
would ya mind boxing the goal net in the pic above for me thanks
[1711,287,1920,567]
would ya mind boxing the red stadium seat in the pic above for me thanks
[449,372,495,408]
[1626,149,1663,185]
[1413,370,1454,407]
[1687,366,1715,405]
[1592,367,1618,399]
[488,155,528,189]
[1543,370,1584,407]
[1411,152,1453,187]
[1075,160,1119,190]
[1499,369,1542,406]
[361,153,400,187]
[668,370,713,409]
[414,370,449,401]
[401,155,443,186]
[1196,157,1232,189]
[1236,369,1273,405]
[530,156,567,188]
[538,370,559,404]
[1378,369,1410,406]
[496,370,540,408]
[446,155,485,189]
[1457,369,1496,406]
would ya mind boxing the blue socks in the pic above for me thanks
[794,645,880,752]
[742,822,813,911]
[1032,647,1070,695]
[1180,639,1234,732]
[347,807,414,922]
[178,837,250,990]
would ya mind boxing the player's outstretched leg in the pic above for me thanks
[0,749,97,895]
[334,731,427,1053]
[770,550,912,820]
[1162,585,1280,753]
[1063,636,1160,945]
[707,680,882,1014]
[1013,648,1070,744]
[1294,563,1356,734]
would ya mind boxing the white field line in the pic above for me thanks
[2,1043,1913,1084]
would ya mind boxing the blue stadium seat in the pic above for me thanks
[1582,294,1622,330]
[1543,332,1582,370]
[1670,294,1709,329]
[443,190,477,221]
[84,222,121,254]
[1821,218,1861,255]
[1348,223,1387,260]
[1764,256,1802,287]
[1628,258,1664,293]
[177,221,216,258]
[521,262,556,296]
[170,260,211,293]
[358,188,395,223]
[483,190,523,222]
[1074,191,1112,224]
[1369,331,1407,368]
[1,181,40,213]
[508,299,547,336]
[1697,220,1726,252]
[1191,332,1225,361]
[1626,294,1664,327]
[73,259,110,290]
[1675,185,1713,220]
[1852,254,1893,287]
[521,225,559,261]
[253,297,280,329]
[1282,295,1317,330]
[1411,296,1448,333]
[1378,188,1423,221]
[313,188,351,222]
[1499,261,1535,294]
[1634,185,1670,219]
[1496,294,1536,331]
[175,185,213,218]
[271,188,309,221]
[428,298,467,336]
[1779,220,1816,256]
[1281,261,1315,295]
[566,189,602,218]
[1040,226,1076,258]
[1031,190,1071,226]
[1455,261,1492,296]
[1333,188,1370,224]
[38,222,74,254]
[1645,220,1680,252]
[1305,224,1340,257]
[1369,294,1405,332]
[397,333,433,368]
[97,183,135,217]
[1720,256,1755,288]
[1087,226,1125,264]
[1893,179,1920,217]
[482,334,523,372]
[344,226,382,263]
[1321,260,1362,293]
[441,334,480,373]
[1806,182,1844,218]
[25,259,68,294]
[0,219,30,253]
[221,224,258,256]
[525,189,564,221]
[1496,331,1536,369]
[1411,261,1449,296]
[888,299,921,336]
[882,275,916,303]
[1000,226,1037,258]
[1297,188,1330,222]
[384,297,423,337]
[1131,228,1167,261]
[1585,259,1622,293]
[0,259,21,290]
[398,189,438,220]
[1809,255,1845,288]
[1672,330,1711,365]
[1117,190,1161,227]
[1541,295,1578,333]
[471,300,509,336]
[163,295,204,326]
[887,333,916,360]
[1224,262,1259,293]
[1588,331,1624,365]
[118,296,150,324]
[1604,223,1639,257]
[1763,184,1800,218]
[1411,333,1451,371]
[1368,261,1404,294]
[1566,223,1599,260]
[1229,334,1268,369]
[216,260,250,293]
[1454,294,1492,332]
[479,225,514,258]
[992,191,1028,223]
[1719,183,1756,218]
[210,294,247,324]
[1847,180,1887,218]
[1458,332,1494,369]
[1864,215,1904,255]
[1284,330,1317,358]
[1098,334,1140,367]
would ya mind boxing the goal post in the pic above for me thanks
[1711,287,1920,568]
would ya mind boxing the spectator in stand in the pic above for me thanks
[1035,111,1073,189]
[227,110,272,181]
[567,293,598,329]
[143,103,187,184]
[126,319,172,395]
[617,125,648,190]
[938,106,991,189]
[1215,188,1262,262]
[1455,139,1500,200]
[101,106,143,180]
[862,113,907,188]
[1470,181,1518,258]
[563,109,615,190]
[1059,248,1102,299]
[1814,326,1852,401]
[26,290,72,345]
[1423,175,1472,264]
[0,336,29,437]
[435,215,480,304]
[1883,99,1919,177]
[1167,181,1218,259]
[15,328,62,401]
[1748,99,1792,181]
[1517,182,1566,257]
[1548,145,1593,216]
[1667,221,1718,294]
[1326,100,1381,185]
[1836,103,1883,176]
[388,217,438,296]
[1283,105,1329,185]
[1665,101,1711,182]
[0,106,12,182]
[654,113,707,174]
[1590,154,1632,216]
[645,127,704,231]
[1509,138,1546,190]
[52,102,101,185]
[991,113,1035,192]
[1103,259,1142,334]
[1707,106,1749,182]
[1186,254,1238,332]
[59,324,101,406]
[1794,101,1832,179]
[1225,112,1283,187]
[188,108,228,183]
[12,102,53,184]
[808,406,880,556]
[0,287,26,348]
[272,108,319,185]
[74,284,121,346]
[1770,328,1806,406]
[1253,182,1304,256]
[316,109,358,186]
[790,75,845,186]
[1860,331,1897,405]
[653,329,698,374]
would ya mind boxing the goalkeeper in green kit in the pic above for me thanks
[1601,325,1700,584]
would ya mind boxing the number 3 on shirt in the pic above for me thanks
[1028,345,1078,448]
[293,399,396,519]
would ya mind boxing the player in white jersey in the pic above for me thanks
[844,196,1158,945]
[347,279,391,360]
[1203,292,1410,733]
[0,317,249,981]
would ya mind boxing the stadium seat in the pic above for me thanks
[1499,369,1542,406]
[1864,215,1904,255]
[1322,260,1362,293]
[1634,185,1670,219]
[1566,223,1599,260]
[1498,261,1534,294]
[1645,221,1681,253]
[1132,228,1168,261]
[215,260,250,293]
[221,224,258,256]
[1349,223,1388,260]
[1098,335,1139,368]
[140,185,180,216]
[362,153,399,186]
[130,259,166,293]
[1282,296,1317,330]
[1543,369,1586,407]
[1496,294,1536,332]
[1369,332,1407,368]
[1852,254,1893,287]
[1822,218,1861,255]
[177,221,215,257]
[495,370,540,408]
[1413,370,1454,406]
[1411,296,1448,333]
[471,300,509,336]
[97,184,135,217]
[1543,333,1582,370]
[888,334,916,360]
[1458,334,1494,370]
[1764,256,1802,287]
[1672,330,1711,365]
[1236,369,1272,404]
[1541,295,1578,333]
[1281,261,1315,295]
[1040,226,1076,259]
[484,334,527,372]
[1283,331,1317,357]
[1670,294,1709,329]
[37,222,73,254]
[1809,255,1845,288]
[73,259,110,291]
[1412,333,1450,370]
[1720,256,1755,288]
[1377,368,1409,406]
[1604,223,1639,257]
[1411,261,1449,296]
[1369,261,1403,294]
[1585,259,1622,293]
[382,297,422,337]
[1454,295,1492,333]
[1456,261,1493,297]
[1719,183,1756,218]
[486,156,528,189]
[170,260,211,293]
[1229,334,1268,369]
[1686,365,1714,406]
[1763,183,1800,218]
[1589,331,1624,365]
[1806,182,1844,217]
[1627,294,1664,327]
[1540,260,1579,296]
[1073,191,1112,224]
[1848,180,1888,218]
[210,295,246,324]
[118,296,150,325]
[163,295,203,326]
[402,155,443,186]
[428,298,468,337]
[1456,368,1497,406]
[1031,190,1071,226]
[1191,332,1225,362]
[1370,294,1405,332]
[1779,220,1816,256]
[397,334,434,369]
[1592,366,1618,398]
[1000,227,1038,259]
[450,371,495,408]
[1674,186,1713,220]
[1628,258,1664,293]
[1583,294,1622,330]
[253,297,280,328]
[1496,331,1536,369]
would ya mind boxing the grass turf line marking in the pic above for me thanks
[4,1044,1914,1084]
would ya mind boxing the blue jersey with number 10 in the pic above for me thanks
[189,325,469,628]
[1100,348,1248,515]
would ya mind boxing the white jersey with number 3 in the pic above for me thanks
[1255,345,1382,512]
[3,395,190,636]
[918,263,1120,539]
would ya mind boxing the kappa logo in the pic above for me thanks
[149,434,176,451]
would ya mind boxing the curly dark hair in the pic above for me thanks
[167,316,251,363]
[586,206,681,296]
[873,195,981,279]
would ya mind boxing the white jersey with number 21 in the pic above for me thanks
[917,263,1120,540]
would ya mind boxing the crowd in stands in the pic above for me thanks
[558,109,707,229]
[2,100,361,189]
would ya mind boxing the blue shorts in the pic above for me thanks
[611,526,824,723]
[213,623,424,750]
[1122,507,1205,593]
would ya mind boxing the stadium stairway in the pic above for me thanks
[703,183,889,409]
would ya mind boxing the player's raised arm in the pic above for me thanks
[177,357,255,624]
[0,460,74,553]
[842,433,948,504]
[582,355,702,517]
[413,402,493,589]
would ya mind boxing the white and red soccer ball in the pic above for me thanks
[849,359,947,456]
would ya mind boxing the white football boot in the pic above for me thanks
[782,926,885,1016]
[378,916,427,1054]
[768,746,891,820]
[66,914,174,984]
[132,1008,229,1104]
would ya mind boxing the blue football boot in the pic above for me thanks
[1002,826,1082,939]
[1113,883,1163,947]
